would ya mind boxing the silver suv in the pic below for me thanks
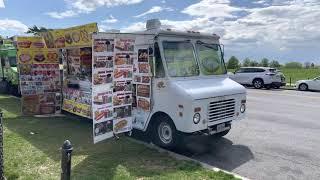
[229,67,284,89]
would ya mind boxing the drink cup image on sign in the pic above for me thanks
[94,120,113,136]
[113,105,132,119]
[138,49,148,62]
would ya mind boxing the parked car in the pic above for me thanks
[228,67,283,89]
[296,76,320,91]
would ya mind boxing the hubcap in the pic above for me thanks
[254,81,262,88]
[158,122,172,144]
[300,84,307,90]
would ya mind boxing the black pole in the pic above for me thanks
[0,109,4,180]
[61,140,73,180]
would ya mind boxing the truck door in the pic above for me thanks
[132,38,154,130]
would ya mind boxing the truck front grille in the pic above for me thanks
[208,99,235,122]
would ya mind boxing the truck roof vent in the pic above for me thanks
[146,19,161,30]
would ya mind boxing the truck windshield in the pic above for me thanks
[162,41,199,77]
[195,42,226,75]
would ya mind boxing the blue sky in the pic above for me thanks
[0,0,319,64]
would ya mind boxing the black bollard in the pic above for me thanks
[0,109,4,180]
[61,140,73,180]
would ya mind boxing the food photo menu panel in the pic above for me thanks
[132,48,152,130]
[92,34,136,143]
[17,37,62,116]
[92,36,115,143]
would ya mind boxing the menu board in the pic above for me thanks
[62,47,92,118]
[17,36,62,115]
[41,23,98,48]
[92,34,135,143]
[132,48,152,130]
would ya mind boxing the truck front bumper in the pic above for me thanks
[192,121,232,136]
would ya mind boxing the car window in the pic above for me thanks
[269,68,276,73]
[255,68,265,72]
[235,68,245,73]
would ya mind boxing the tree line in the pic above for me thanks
[226,56,319,69]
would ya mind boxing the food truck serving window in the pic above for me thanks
[195,42,226,75]
[162,41,199,77]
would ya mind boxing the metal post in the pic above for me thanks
[61,140,73,180]
[0,109,4,180]
[289,77,292,87]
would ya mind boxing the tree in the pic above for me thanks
[270,60,281,68]
[311,63,315,68]
[242,58,251,67]
[260,58,269,67]
[26,25,52,35]
[250,60,259,67]
[227,56,240,69]
[304,62,311,69]
[285,62,303,69]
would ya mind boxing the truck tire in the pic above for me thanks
[253,79,264,89]
[214,129,230,137]
[152,116,179,149]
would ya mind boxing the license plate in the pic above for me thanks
[217,123,225,132]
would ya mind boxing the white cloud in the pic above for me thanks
[124,0,320,54]
[134,6,173,18]
[0,19,28,33]
[47,0,144,19]
[0,0,4,8]
[102,15,118,23]
[182,0,243,19]
[67,0,144,13]
[46,10,78,19]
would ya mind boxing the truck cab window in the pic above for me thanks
[154,42,165,78]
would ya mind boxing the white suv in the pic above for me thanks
[229,67,283,89]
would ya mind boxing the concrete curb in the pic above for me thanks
[128,138,250,180]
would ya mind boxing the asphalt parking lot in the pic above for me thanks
[175,89,320,180]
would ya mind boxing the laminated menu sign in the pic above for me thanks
[133,48,152,130]
[17,36,62,116]
[92,34,135,143]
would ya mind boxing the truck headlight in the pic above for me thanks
[240,104,246,113]
[193,113,201,124]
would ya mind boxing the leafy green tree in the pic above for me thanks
[26,25,52,35]
[285,62,303,69]
[250,60,259,67]
[242,58,251,67]
[227,56,240,69]
[270,60,281,68]
[260,58,269,67]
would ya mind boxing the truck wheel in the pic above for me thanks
[299,83,308,91]
[253,79,263,89]
[214,130,230,137]
[153,116,178,149]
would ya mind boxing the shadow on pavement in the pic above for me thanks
[179,136,254,171]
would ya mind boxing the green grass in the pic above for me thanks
[279,68,320,84]
[0,95,238,180]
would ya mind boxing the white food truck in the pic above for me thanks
[106,19,247,148]
[17,20,246,148]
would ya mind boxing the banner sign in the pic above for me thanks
[17,36,62,116]
[41,23,98,48]
[92,34,135,143]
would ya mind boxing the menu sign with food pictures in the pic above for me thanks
[132,48,152,130]
[92,34,135,143]
[41,23,98,48]
[17,36,62,115]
